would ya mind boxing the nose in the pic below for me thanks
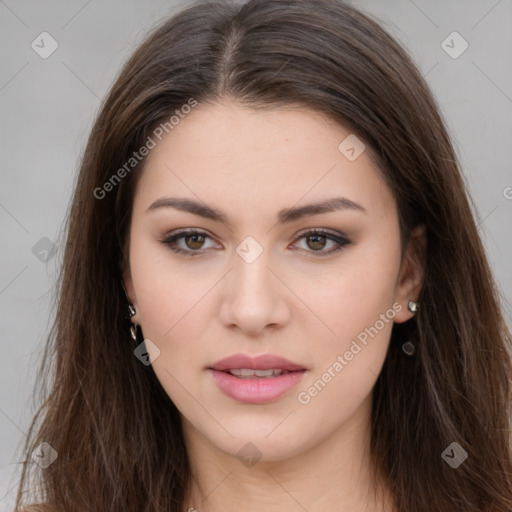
[218,247,291,337]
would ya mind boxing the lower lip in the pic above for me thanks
[209,369,306,404]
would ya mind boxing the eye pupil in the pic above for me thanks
[307,234,326,250]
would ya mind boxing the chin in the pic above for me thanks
[213,424,314,464]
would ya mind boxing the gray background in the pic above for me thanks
[1,0,511,508]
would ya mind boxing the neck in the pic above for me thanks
[181,395,395,512]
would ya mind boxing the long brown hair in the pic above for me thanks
[15,0,512,510]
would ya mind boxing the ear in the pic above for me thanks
[393,224,426,324]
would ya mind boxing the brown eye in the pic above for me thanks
[293,229,350,256]
[306,234,327,251]
[162,230,218,256]
[184,233,206,250]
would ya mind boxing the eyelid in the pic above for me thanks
[161,228,219,256]
[162,227,213,240]
[293,227,347,240]
[290,228,350,256]
[161,228,350,257]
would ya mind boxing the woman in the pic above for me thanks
[16,0,512,510]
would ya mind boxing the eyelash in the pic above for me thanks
[161,229,350,257]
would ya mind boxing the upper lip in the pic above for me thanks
[209,353,306,372]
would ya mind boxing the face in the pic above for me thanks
[124,99,423,463]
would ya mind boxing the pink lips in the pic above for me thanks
[208,353,307,404]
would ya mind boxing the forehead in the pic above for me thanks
[133,99,396,223]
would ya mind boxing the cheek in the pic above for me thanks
[130,251,214,410]
[294,272,398,432]
[291,240,401,350]
[129,232,214,340]
[291,238,400,405]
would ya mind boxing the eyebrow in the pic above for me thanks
[146,196,367,224]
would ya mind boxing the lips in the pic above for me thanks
[208,353,307,404]
[227,368,288,378]
[209,353,306,373]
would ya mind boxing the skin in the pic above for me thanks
[124,98,425,512]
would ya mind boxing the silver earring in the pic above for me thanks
[401,341,415,355]
[128,304,138,341]
[128,303,138,340]
[408,300,418,313]
[402,301,419,355]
